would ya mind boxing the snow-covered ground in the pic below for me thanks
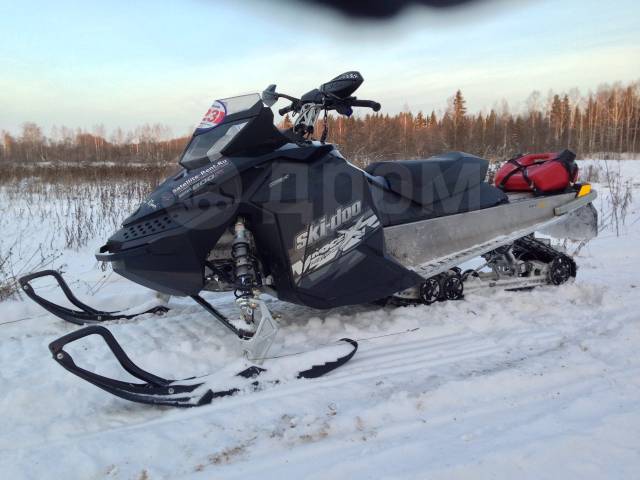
[1,160,639,479]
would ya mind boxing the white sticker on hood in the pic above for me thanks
[198,100,226,130]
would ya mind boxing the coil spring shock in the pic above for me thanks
[231,217,257,299]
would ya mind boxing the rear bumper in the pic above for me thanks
[540,189,598,241]
[553,189,597,215]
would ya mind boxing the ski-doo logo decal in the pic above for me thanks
[291,210,380,279]
[294,201,362,250]
[171,159,230,198]
[198,100,226,130]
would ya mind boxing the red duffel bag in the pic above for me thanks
[495,149,579,193]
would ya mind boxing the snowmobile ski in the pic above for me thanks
[19,270,169,325]
[49,325,358,407]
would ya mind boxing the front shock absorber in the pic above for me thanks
[230,217,279,354]
[231,217,258,316]
[231,217,256,295]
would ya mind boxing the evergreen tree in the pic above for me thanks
[550,94,563,143]
[452,89,467,149]
[428,110,437,128]
[561,94,571,144]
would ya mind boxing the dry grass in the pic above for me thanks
[0,163,175,300]
[601,160,633,236]
[1,163,174,249]
[0,252,11,300]
[582,163,602,183]
[578,160,634,236]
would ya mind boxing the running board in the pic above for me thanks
[384,190,597,280]
[412,222,556,279]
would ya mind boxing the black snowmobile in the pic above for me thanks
[20,72,598,407]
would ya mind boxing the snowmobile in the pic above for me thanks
[20,72,598,407]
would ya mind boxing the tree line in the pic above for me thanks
[1,123,187,166]
[1,80,638,168]
[321,80,640,165]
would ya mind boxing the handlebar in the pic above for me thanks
[277,96,380,116]
[350,99,381,112]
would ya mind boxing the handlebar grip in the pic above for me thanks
[279,104,294,116]
[351,100,381,112]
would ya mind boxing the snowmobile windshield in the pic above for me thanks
[180,93,263,170]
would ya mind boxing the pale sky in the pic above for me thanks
[1,0,639,137]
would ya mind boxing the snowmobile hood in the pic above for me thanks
[122,158,237,227]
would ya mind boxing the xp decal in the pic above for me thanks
[291,208,381,280]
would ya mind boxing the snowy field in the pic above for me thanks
[1,160,639,479]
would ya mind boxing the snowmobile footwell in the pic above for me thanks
[49,325,358,407]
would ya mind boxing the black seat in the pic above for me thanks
[366,151,508,226]
[366,152,488,204]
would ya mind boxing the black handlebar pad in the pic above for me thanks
[278,104,294,116]
[351,99,381,111]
